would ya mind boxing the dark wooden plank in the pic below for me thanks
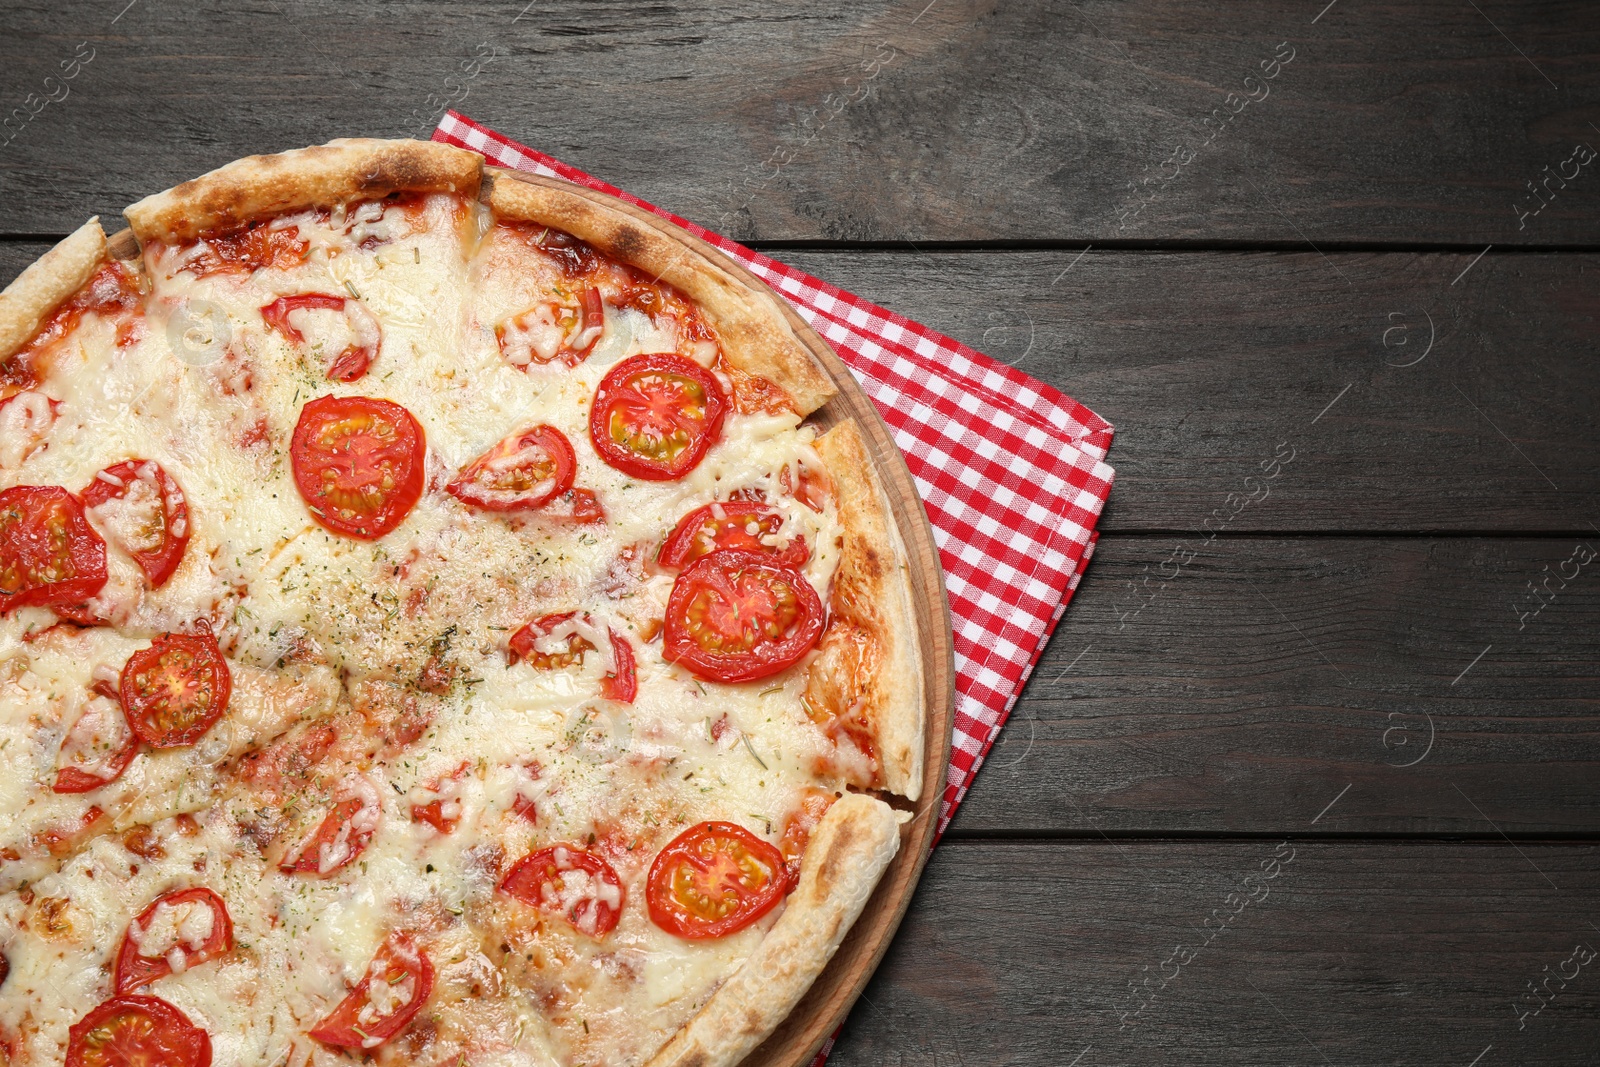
[781,248,1600,533]
[1,1,1597,244]
[952,535,1600,836]
[830,841,1600,1066]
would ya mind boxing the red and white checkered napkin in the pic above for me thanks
[434,113,1115,833]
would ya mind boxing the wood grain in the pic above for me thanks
[827,840,1600,1067]
[953,535,1600,836]
[777,248,1600,533]
[0,2,1597,243]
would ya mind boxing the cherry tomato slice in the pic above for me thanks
[66,994,213,1067]
[280,774,382,876]
[646,821,788,939]
[446,424,576,511]
[658,501,808,570]
[539,487,606,525]
[589,353,727,481]
[603,631,638,703]
[509,761,543,824]
[261,294,381,382]
[81,461,191,589]
[500,845,625,938]
[782,462,832,513]
[290,395,426,540]
[508,612,637,703]
[663,550,824,684]
[120,631,231,749]
[496,287,605,369]
[114,888,235,995]
[260,293,343,343]
[53,689,138,794]
[308,932,434,1050]
[0,485,108,614]
[409,761,470,834]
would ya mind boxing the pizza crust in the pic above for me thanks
[0,218,107,362]
[642,793,902,1067]
[810,421,926,800]
[485,170,837,416]
[123,138,482,245]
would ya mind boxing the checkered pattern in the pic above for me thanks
[433,112,1116,833]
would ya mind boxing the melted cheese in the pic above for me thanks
[127,896,215,958]
[0,193,855,1067]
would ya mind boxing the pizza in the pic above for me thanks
[0,139,928,1067]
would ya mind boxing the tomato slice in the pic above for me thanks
[0,485,108,614]
[66,994,212,1067]
[308,932,434,1050]
[409,761,470,834]
[662,550,824,683]
[114,888,235,995]
[496,287,605,369]
[646,821,788,939]
[500,845,625,938]
[508,611,587,669]
[446,424,576,511]
[261,293,381,382]
[81,461,191,588]
[120,631,231,749]
[508,612,637,703]
[782,462,832,513]
[280,774,382,876]
[290,395,426,540]
[539,486,606,525]
[659,501,808,570]
[589,353,727,480]
[508,760,543,824]
[603,631,638,703]
[53,688,138,794]
[260,293,341,343]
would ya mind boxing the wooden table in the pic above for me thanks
[3,2,1597,1062]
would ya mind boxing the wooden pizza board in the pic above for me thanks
[107,169,956,1066]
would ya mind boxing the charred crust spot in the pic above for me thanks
[139,143,479,243]
[356,149,436,197]
[856,543,885,584]
[814,818,862,899]
[609,224,648,262]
